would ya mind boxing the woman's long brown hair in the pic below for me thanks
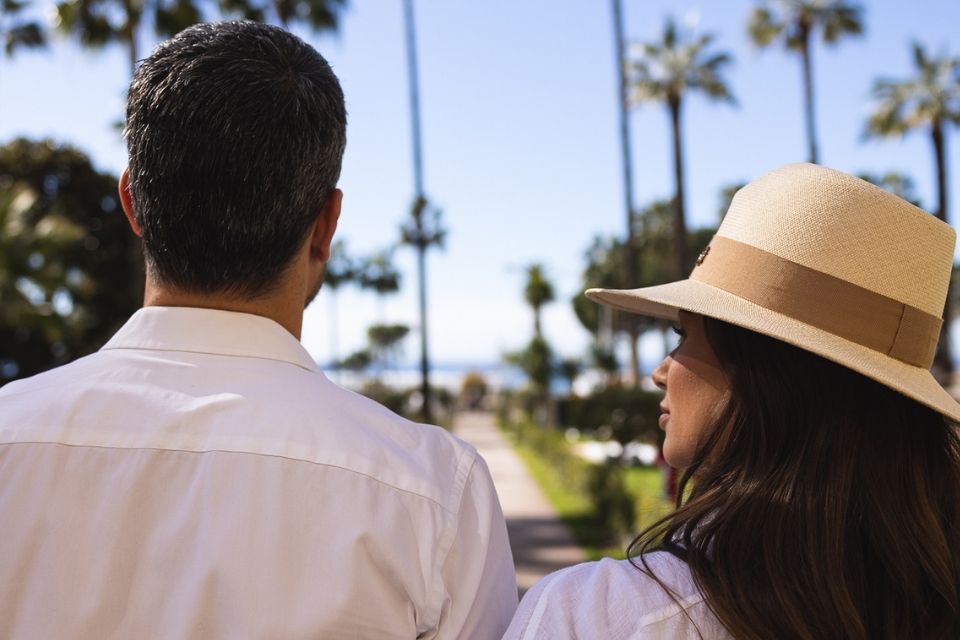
[629,318,960,639]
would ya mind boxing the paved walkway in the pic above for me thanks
[453,411,586,597]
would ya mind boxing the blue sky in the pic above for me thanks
[2,0,959,372]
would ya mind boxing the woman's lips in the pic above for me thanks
[659,405,670,429]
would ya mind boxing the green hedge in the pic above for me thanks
[507,417,592,493]
[558,386,664,445]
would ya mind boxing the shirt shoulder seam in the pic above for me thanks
[0,440,455,512]
[98,344,319,372]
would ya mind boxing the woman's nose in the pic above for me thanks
[651,357,669,391]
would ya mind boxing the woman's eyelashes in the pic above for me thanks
[670,322,686,354]
[671,322,686,340]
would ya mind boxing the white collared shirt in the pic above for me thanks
[502,553,732,639]
[0,307,517,639]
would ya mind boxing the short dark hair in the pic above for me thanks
[125,20,347,297]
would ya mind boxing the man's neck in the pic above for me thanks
[144,285,304,340]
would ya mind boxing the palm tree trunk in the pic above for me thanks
[122,0,138,76]
[610,0,640,387]
[403,0,433,423]
[668,96,688,280]
[533,306,542,339]
[798,28,819,164]
[933,121,948,225]
[932,121,953,375]
[626,322,640,387]
[127,38,137,77]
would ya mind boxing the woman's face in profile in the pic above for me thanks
[652,311,730,468]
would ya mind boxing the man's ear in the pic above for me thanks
[309,189,343,262]
[118,168,142,237]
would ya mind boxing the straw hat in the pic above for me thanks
[586,163,960,423]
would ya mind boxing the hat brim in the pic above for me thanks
[586,280,960,425]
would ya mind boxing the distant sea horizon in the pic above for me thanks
[316,357,666,394]
[318,360,527,392]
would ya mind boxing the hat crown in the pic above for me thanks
[715,163,955,318]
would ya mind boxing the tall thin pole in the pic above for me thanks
[611,0,640,385]
[799,29,819,164]
[933,121,953,375]
[405,0,425,197]
[403,0,433,422]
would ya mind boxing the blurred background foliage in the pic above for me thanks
[3,0,960,558]
[0,138,141,384]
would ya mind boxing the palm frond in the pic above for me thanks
[3,22,45,55]
[749,0,863,49]
[820,4,863,43]
[154,0,204,38]
[627,16,735,109]
[747,7,782,47]
[912,41,928,70]
[865,43,960,138]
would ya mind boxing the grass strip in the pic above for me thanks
[511,440,624,560]
[501,421,674,560]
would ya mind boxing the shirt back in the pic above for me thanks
[0,307,516,639]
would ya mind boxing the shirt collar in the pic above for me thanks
[101,306,321,373]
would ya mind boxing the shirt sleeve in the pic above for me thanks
[432,453,518,640]
[501,556,731,640]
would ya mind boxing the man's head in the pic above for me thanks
[123,21,347,299]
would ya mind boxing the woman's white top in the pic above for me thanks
[502,552,733,639]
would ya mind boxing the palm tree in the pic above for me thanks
[630,18,734,281]
[219,0,347,30]
[610,0,641,387]
[400,0,445,423]
[358,249,402,323]
[523,263,555,340]
[748,0,863,164]
[505,337,554,401]
[53,0,202,76]
[865,42,960,376]
[53,0,346,77]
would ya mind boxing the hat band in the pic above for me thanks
[690,235,941,369]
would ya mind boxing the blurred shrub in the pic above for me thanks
[502,417,591,494]
[586,462,636,544]
[559,386,663,445]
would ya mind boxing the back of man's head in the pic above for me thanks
[125,21,347,298]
